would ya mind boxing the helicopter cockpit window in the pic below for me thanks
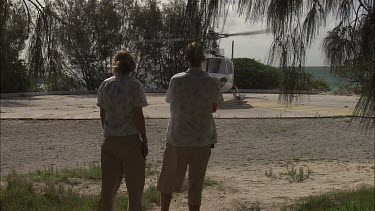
[203,58,228,75]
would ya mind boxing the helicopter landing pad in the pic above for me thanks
[0,93,358,119]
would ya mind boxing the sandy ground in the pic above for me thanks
[1,118,374,210]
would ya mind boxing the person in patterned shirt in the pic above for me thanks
[97,51,148,211]
[157,42,224,211]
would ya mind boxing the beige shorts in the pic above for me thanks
[157,143,211,205]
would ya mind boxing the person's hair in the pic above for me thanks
[186,42,205,65]
[112,51,135,75]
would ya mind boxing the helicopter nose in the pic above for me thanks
[219,77,227,87]
[219,77,227,83]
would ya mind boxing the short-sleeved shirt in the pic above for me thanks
[97,75,148,137]
[166,67,224,146]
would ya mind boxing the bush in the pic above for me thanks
[233,58,280,89]
[0,60,34,93]
[233,58,331,91]
[43,74,83,91]
[310,79,331,91]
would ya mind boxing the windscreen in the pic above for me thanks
[203,58,228,74]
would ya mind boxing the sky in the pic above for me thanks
[158,0,337,67]
[216,9,336,67]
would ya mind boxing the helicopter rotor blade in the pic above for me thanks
[219,29,268,38]
[136,37,196,44]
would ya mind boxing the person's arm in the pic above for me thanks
[100,108,105,129]
[165,77,175,103]
[134,106,148,158]
[97,82,105,128]
[212,78,223,113]
[212,102,217,113]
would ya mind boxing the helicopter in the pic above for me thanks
[141,28,268,100]
[200,28,267,100]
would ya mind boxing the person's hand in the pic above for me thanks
[142,141,148,160]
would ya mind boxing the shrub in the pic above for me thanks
[233,58,280,89]
[310,79,331,91]
[0,60,34,93]
[233,58,331,91]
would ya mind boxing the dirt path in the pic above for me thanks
[1,118,374,210]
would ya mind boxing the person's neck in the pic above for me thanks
[115,73,130,78]
[188,64,202,69]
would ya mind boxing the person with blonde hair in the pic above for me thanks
[157,42,224,211]
[97,51,148,211]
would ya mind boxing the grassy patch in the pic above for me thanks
[0,172,127,211]
[279,165,312,183]
[26,161,156,184]
[281,186,374,211]
[27,163,101,184]
[145,162,157,177]
[265,165,312,182]
[143,185,160,209]
[1,162,160,210]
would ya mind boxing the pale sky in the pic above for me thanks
[217,9,335,67]
[158,0,336,66]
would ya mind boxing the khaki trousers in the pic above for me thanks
[99,135,145,211]
[157,144,211,205]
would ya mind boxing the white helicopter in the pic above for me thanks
[201,29,267,100]
[142,28,268,100]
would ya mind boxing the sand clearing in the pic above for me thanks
[1,118,373,210]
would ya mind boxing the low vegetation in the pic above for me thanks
[235,187,374,211]
[1,172,104,211]
[281,186,374,211]
[265,164,312,183]
[0,162,160,210]
[27,163,101,184]
[0,163,218,210]
[233,58,331,92]
[280,165,312,183]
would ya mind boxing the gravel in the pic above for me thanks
[1,118,373,175]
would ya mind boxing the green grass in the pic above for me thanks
[26,161,156,184]
[279,165,312,183]
[0,172,117,211]
[142,185,160,209]
[265,165,312,182]
[281,186,375,211]
[145,162,157,177]
[0,162,160,210]
[26,163,101,184]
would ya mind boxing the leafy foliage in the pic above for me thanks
[0,1,33,93]
[234,58,280,89]
[234,58,331,91]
